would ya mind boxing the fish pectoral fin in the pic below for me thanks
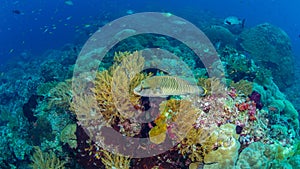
[159,95,169,98]
[154,87,162,94]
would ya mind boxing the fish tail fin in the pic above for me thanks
[197,86,207,96]
[241,19,246,28]
[202,87,207,96]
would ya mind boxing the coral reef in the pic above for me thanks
[60,123,77,149]
[0,14,299,169]
[229,79,253,97]
[240,23,295,89]
[197,77,226,96]
[220,46,257,82]
[203,124,240,169]
[30,147,66,169]
[40,60,67,82]
[203,25,237,50]
[92,51,151,124]
[236,140,300,169]
[100,150,131,169]
[46,80,73,111]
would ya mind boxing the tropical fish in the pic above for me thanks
[12,10,21,15]
[126,9,134,15]
[224,16,245,28]
[133,76,205,97]
[64,0,74,6]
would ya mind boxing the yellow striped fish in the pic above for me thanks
[133,76,205,97]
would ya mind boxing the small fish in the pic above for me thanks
[64,0,73,6]
[133,76,205,97]
[12,10,21,15]
[84,24,91,28]
[163,12,173,17]
[224,16,245,28]
[126,9,134,15]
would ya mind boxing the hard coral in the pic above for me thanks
[240,23,295,89]
[204,25,236,50]
[236,140,300,169]
[236,142,271,169]
[203,124,240,169]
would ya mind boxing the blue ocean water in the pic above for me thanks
[1,0,299,63]
[0,0,300,168]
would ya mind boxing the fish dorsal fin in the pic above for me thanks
[176,76,198,85]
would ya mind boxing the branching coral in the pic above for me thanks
[100,150,131,169]
[30,147,66,169]
[179,127,215,163]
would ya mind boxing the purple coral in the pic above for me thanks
[249,91,263,110]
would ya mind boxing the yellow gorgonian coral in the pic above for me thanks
[101,150,131,169]
[179,127,215,163]
[170,99,200,140]
[149,99,200,145]
[92,51,151,124]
